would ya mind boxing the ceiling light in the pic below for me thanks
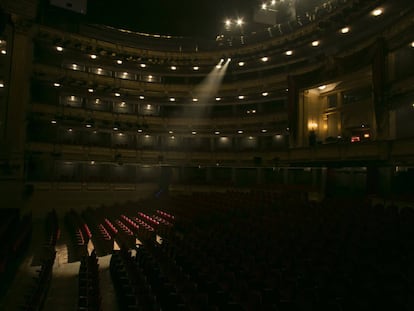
[262,92,268,96]
[238,61,245,67]
[192,131,197,135]
[72,64,78,69]
[171,136,175,139]
[311,40,320,47]
[68,128,73,132]
[411,41,414,48]
[192,98,198,102]
[137,129,143,133]
[51,120,57,124]
[140,63,146,68]
[262,4,267,10]
[171,66,177,70]
[238,95,245,100]
[169,130,174,134]
[95,98,100,103]
[261,56,269,62]
[237,130,243,134]
[145,134,150,138]
[53,83,61,87]
[120,102,126,107]
[117,59,123,64]
[139,95,145,100]
[1,50,6,55]
[113,127,119,131]
[0,82,4,88]
[215,131,220,135]
[56,46,63,52]
[340,27,350,34]
[86,124,92,128]
[261,129,267,133]
[215,97,221,101]
[271,0,275,5]
[169,97,175,102]
[193,66,199,70]
[90,54,97,59]
[372,8,383,16]
[236,18,244,26]
[318,85,327,90]
[88,88,94,93]
[225,19,231,27]
[285,50,293,56]
[115,92,121,97]
[146,104,151,109]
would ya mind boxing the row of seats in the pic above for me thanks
[78,251,102,311]
[20,209,59,311]
[0,210,32,297]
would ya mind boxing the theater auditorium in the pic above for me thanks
[1,0,414,310]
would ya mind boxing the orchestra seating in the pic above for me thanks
[20,209,59,311]
[0,209,32,297]
[78,250,102,311]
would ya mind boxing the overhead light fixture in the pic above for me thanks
[90,54,97,59]
[262,4,267,10]
[236,18,244,26]
[113,127,119,131]
[140,63,146,68]
[146,104,151,109]
[237,130,243,134]
[238,95,245,100]
[139,95,145,100]
[372,8,383,16]
[56,46,63,52]
[117,59,123,64]
[169,130,174,134]
[53,82,61,87]
[191,131,197,135]
[238,61,245,66]
[311,40,320,47]
[85,124,92,128]
[169,97,175,102]
[262,92,268,96]
[285,50,293,56]
[137,129,143,133]
[1,50,6,55]
[215,97,221,101]
[318,85,327,90]
[261,129,267,133]
[68,128,73,132]
[51,120,57,124]
[171,66,177,70]
[214,131,220,135]
[192,98,198,102]
[114,92,121,97]
[88,88,94,93]
[411,41,414,48]
[193,66,199,70]
[0,82,4,88]
[261,56,268,62]
[340,27,350,34]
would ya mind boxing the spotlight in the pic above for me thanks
[372,8,383,16]
[225,19,231,27]
[90,54,97,59]
[311,40,320,47]
[285,50,293,56]
[56,46,63,52]
[340,27,350,34]
[238,61,245,67]
[261,56,269,62]
[236,18,243,26]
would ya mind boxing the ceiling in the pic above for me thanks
[64,0,259,39]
